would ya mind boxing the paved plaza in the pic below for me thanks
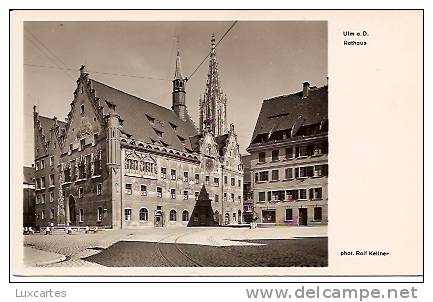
[23,226,327,267]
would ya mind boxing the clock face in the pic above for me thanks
[205,158,214,172]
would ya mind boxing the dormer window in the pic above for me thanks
[80,104,85,114]
[154,129,163,138]
[169,122,178,131]
[146,114,155,125]
[80,86,84,94]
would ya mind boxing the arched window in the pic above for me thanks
[139,208,148,221]
[169,209,177,221]
[97,207,103,222]
[182,210,189,222]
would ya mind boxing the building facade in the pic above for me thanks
[33,36,243,229]
[246,82,328,226]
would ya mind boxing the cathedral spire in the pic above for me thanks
[199,34,228,136]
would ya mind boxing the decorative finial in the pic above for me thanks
[80,65,88,75]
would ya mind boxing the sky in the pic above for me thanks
[23,21,327,166]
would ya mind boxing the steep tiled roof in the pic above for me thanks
[250,85,328,145]
[90,79,199,152]
[23,166,35,184]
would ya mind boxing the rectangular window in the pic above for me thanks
[124,209,132,221]
[183,190,188,200]
[272,149,279,161]
[69,143,73,154]
[223,193,227,202]
[49,156,54,167]
[195,174,199,184]
[267,191,272,201]
[195,191,199,200]
[285,147,293,159]
[231,193,235,201]
[125,183,132,194]
[171,188,176,199]
[80,104,85,114]
[205,175,210,185]
[285,168,293,180]
[140,185,147,196]
[214,177,219,186]
[41,159,45,170]
[156,187,162,198]
[49,174,54,186]
[79,209,84,222]
[160,167,166,179]
[50,208,55,220]
[258,171,269,182]
[258,152,266,163]
[170,169,176,180]
[258,192,266,202]
[309,187,322,200]
[299,189,307,200]
[35,161,39,171]
[78,187,83,198]
[97,183,102,195]
[80,138,85,151]
[285,208,293,221]
[286,189,298,201]
[183,171,188,182]
[238,179,241,187]
[238,195,241,203]
[271,170,279,181]
[298,166,314,178]
[93,132,99,146]
[97,207,103,221]
[214,194,219,202]
[41,210,45,220]
[50,192,54,203]
[41,194,45,204]
[231,177,235,186]
[314,207,322,221]
[224,176,228,184]
[36,195,40,204]
[296,145,308,158]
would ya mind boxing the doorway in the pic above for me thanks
[299,208,308,226]
[154,211,164,227]
[67,195,76,226]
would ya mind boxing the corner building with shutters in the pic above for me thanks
[32,35,243,229]
[247,82,328,226]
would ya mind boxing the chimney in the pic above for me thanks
[302,82,310,98]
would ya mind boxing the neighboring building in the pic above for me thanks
[23,166,36,227]
[246,82,328,226]
[33,35,243,229]
[241,154,254,223]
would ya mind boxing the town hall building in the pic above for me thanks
[32,35,243,229]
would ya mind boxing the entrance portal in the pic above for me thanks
[68,195,76,226]
[154,211,164,227]
[299,208,308,226]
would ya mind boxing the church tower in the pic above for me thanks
[199,34,228,136]
[172,50,188,121]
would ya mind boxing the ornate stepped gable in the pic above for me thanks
[199,34,228,137]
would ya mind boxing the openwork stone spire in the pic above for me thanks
[199,33,228,136]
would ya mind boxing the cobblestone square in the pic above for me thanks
[24,226,327,267]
